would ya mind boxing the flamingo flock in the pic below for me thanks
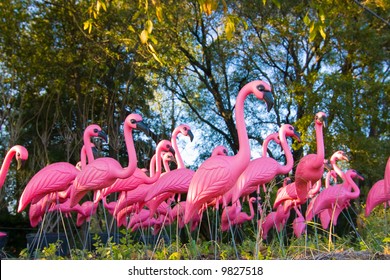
[0,80,389,250]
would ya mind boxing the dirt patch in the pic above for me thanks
[294,249,390,260]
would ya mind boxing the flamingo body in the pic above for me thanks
[305,170,363,222]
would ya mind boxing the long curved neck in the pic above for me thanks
[163,157,171,173]
[143,146,164,184]
[149,155,157,177]
[313,123,325,168]
[0,148,16,187]
[83,133,95,165]
[118,125,137,178]
[234,85,251,165]
[80,145,87,169]
[331,158,345,181]
[262,133,278,157]
[346,173,360,199]
[278,131,294,174]
[171,128,185,169]
[325,172,333,189]
[248,199,255,220]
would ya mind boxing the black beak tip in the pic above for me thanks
[98,131,108,143]
[188,130,194,142]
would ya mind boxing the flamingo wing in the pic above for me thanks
[69,158,122,206]
[184,156,232,224]
[18,162,79,212]
[145,168,195,201]
[232,157,277,203]
[273,183,297,209]
[365,180,386,216]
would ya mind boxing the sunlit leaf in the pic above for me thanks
[271,0,281,9]
[145,19,153,34]
[319,26,326,40]
[156,6,163,22]
[140,30,148,44]
[225,18,235,41]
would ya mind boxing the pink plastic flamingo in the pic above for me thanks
[184,80,274,224]
[294,112,327,204]
[75,200,99,227]
[18,125,106,212]
[69,114,149,207]
[312,151,349,229]
[0,145,29,189]
[307,170,338,229]
[365,156,390,216]
[143,124,195,207]
[259,204,291,240]
[221,197,256,231]
[170,124,194,169]
[230,124,301,204]
[99,139,174,199]
[305,169,363,222]
[169,201,201,232]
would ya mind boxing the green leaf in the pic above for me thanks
[319,25,326,40]
[303,14,310,26]
[225,18,235,41]
[145,19,153,34]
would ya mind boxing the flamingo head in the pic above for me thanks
[251,80,274,112]
[157,139,175,155]
[314,112,328,127]
[282,124,301,142]
[348,169,364,181]
[13,145,29,170]
[162,151,176,164]
[126,113,150,136]
[211,145,229,157]
[178,124,194,142]
[283,177,292,187]
[85,124,108,143]
[331,150,349,163]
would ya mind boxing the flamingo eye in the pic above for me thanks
[257,84,265,91]
[184,127,187,131]
[93,128,99,133]
[130,119,137,124]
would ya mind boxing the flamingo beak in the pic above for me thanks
[293,131,302,142]
[262,91,274,112]
[342,152,349,162]
[98,130,108,143]
[169,146,176,156]
[136,121,151,136]
[188,130,194,142]
[17,158,26,170]
[356,171,364,181]
[170,156,177,165]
